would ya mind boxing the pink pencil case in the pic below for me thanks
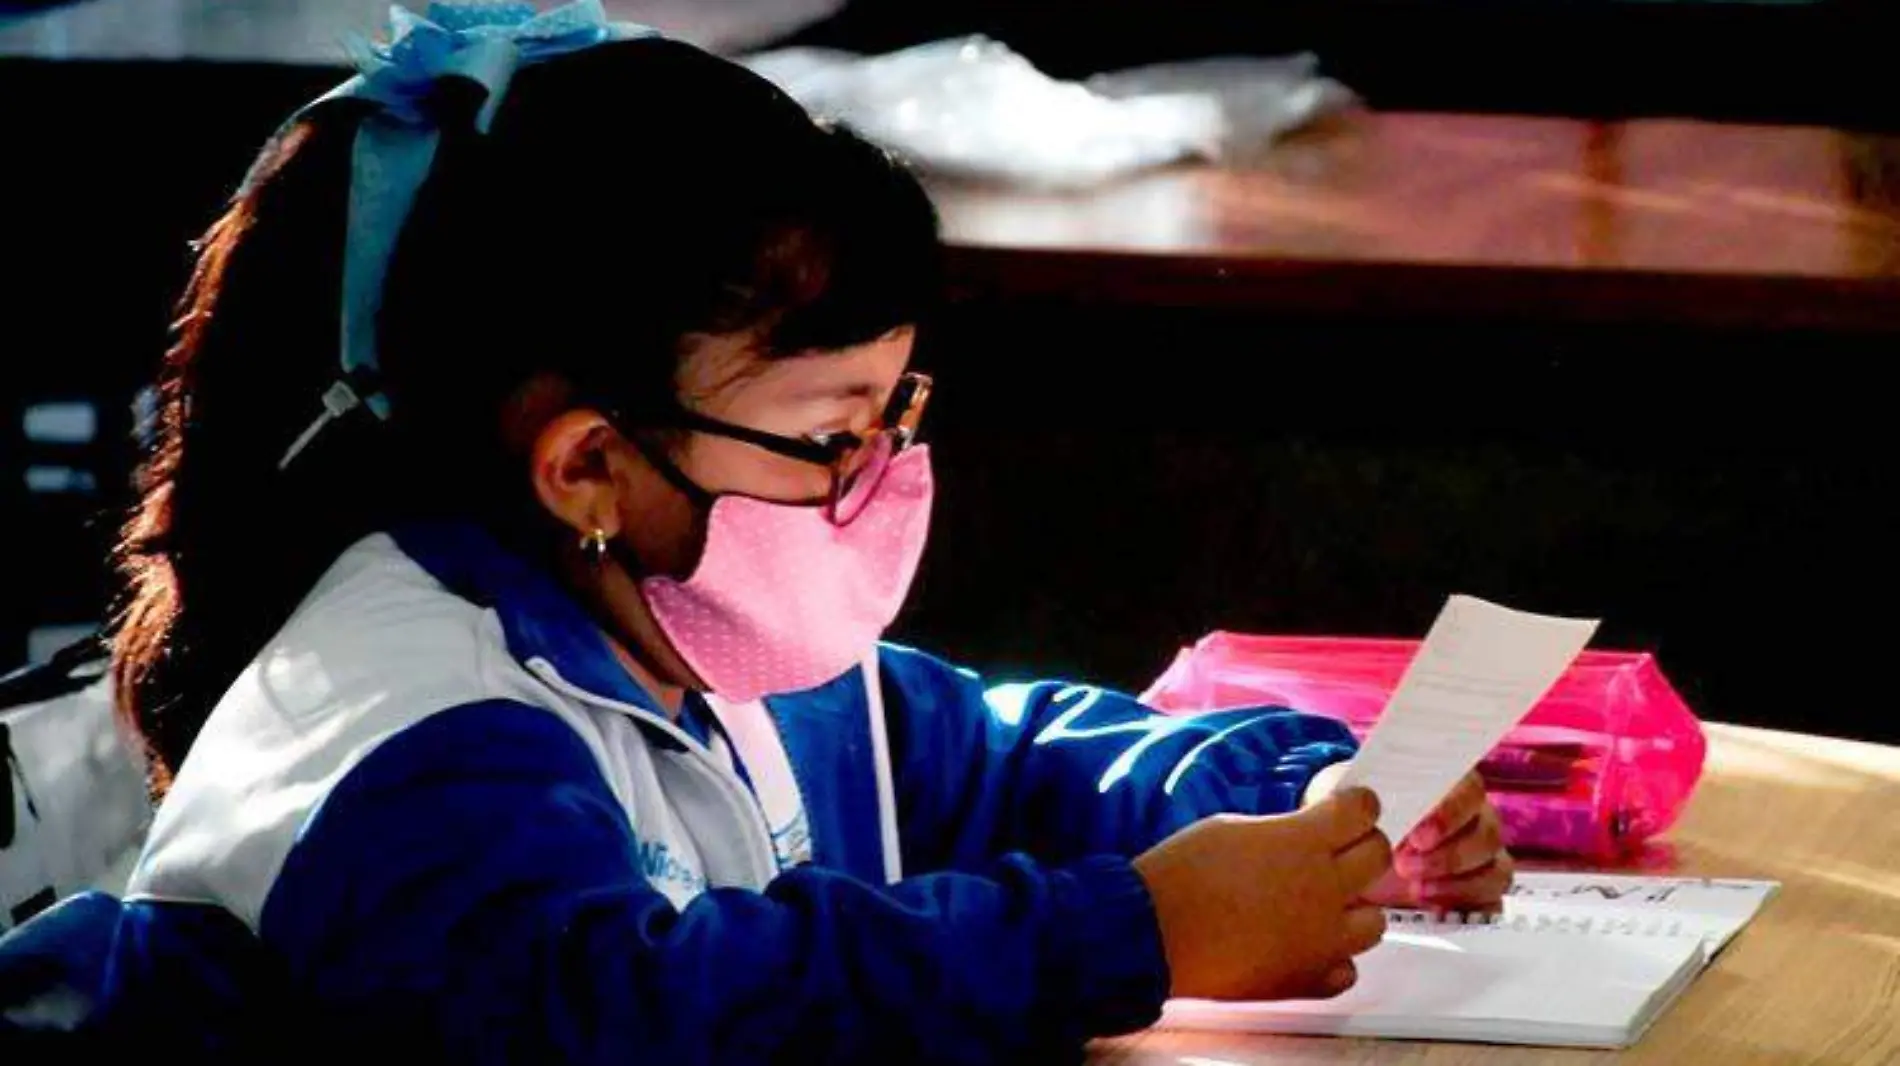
[1141,633,1707,859]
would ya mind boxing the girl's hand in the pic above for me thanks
[1135,789,1393,1001]
[1306,765,1514,912]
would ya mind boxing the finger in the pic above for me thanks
[1420,851,1517,909]
[1302,761,1351,809]
[1398,798,1497,874]
[1356,866,1411,910]
[1407,772,1487,852]
[1334,828,1395,893]
[1341,904,1388,955]
[1321,961,1359,997]
[1400,806,1503,879]
[1419,865,1509,911]
[1322,787,1382,849]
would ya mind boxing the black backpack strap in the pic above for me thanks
[0,635,103,850]
[1,720,15,850]
[0,636,107,712]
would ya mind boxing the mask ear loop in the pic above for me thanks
[626,429,717,511]
[583,427,715,585]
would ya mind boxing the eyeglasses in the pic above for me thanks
[648,372,932,526]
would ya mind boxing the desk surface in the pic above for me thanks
[933,112,1900,332]
[1096,723,1900,1066]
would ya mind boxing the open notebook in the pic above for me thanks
[1160,873,1779,1049]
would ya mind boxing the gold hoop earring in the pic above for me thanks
[582,527,609,566]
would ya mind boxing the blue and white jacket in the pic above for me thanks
[111,523,1356,1063]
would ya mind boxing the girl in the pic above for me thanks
[77,3,1510,1061]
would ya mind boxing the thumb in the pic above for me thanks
[1322,786,1382,849]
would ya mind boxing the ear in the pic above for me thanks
[529,409,624,539]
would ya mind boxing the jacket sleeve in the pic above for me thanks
[258,700,1167,1066]
[878,644,1358,872]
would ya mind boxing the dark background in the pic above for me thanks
[2,1,1895,743]
[785,0,1886,129]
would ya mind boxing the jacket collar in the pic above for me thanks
[388,521,669,720]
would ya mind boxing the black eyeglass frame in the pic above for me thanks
[613,372,932,526]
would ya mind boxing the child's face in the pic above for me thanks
[523,326,918,692]
[669,326,917,508]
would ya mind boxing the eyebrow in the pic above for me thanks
[791,382,883,403]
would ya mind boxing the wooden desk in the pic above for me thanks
[933,113,1900,332]
[1095,723,1900,1065]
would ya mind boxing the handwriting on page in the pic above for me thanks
[1337,596,1599,841]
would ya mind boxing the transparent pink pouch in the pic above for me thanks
[1141,633,1707,859]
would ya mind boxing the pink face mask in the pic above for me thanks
[639,446,933,702]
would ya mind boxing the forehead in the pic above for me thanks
[679,328,916,410]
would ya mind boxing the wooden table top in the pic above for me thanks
[1094,722,1900,1065]
[933,112,1900,331]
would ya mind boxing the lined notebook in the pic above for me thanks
[1160,873,1779,1049]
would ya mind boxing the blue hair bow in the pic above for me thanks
[278,2,657,469]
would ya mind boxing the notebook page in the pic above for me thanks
[1337,596,1600,840]
[1161,921,1706,1049]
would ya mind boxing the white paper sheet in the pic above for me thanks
[1337,595,1599,841]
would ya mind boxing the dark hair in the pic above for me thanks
[112,39,941,789]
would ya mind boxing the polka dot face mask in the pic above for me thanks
[639,445,933,702]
